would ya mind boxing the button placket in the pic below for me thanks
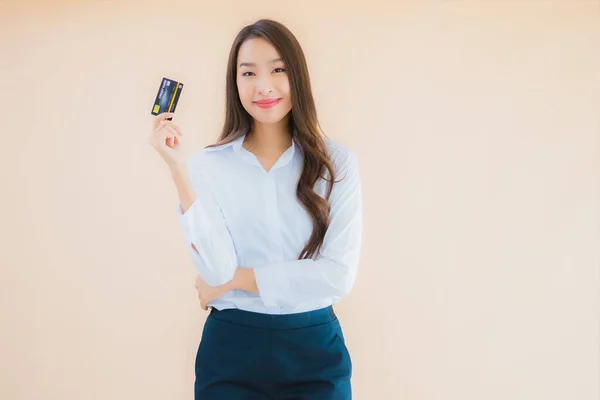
[263,174,282,256]
[264,175,277,227]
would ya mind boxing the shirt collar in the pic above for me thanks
[204,134,246,153]
[205,134,297,155]
[274,136,296,170]
[205,133,298,170]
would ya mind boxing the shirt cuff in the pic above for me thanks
[177,200,216,241]
[254,262,294,309]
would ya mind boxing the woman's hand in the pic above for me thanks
[194,275,231,311]
[232,268,259,294]
[148,112,187,169]
[194,269,259,310]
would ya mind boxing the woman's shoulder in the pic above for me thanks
[187,142,230,166]
[184,146,225,178]
[185,148,209,169]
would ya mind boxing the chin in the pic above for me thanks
[252,114,287,124]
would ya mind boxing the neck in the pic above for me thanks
[245,117,292,153]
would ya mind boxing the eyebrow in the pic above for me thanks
[239,58,283,68]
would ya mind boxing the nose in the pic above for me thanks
[256,76,273,96]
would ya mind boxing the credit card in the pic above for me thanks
[151,77,184,120]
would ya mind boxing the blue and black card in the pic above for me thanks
[151,77,184,120]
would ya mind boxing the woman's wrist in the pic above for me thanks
[231,267,259,293]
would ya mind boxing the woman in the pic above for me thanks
[149,18,362,400]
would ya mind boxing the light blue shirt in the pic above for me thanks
[177,133,363,314]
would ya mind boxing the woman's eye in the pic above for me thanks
[242,68,285,77]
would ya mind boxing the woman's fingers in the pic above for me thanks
[151,123,177,147]
[195,276,210,311]
[153,120,170,134]
[197,289,207,310]
[167,121,183,136]
[164,127,175,147]
[153,112,175,129]
[153,121,182,144]
[148,113,186,167]
[150,123,167,146]
[153,115,181,136]
[165,125,179,139]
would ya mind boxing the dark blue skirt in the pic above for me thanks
[194,305,352,399]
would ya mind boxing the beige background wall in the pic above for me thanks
[1,0,599,399]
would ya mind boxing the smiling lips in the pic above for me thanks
[254,98,281,109]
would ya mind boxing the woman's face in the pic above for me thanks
[236,38,292,125]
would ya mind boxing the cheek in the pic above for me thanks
[237,81,253,106]
[280,78,291,96]
[275,79,291,108]
[282,81,292,108]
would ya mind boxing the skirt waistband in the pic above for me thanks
[208,306,337,330]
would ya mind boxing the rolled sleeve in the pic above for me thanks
[177,153,238,286]
[254,148,362,309]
